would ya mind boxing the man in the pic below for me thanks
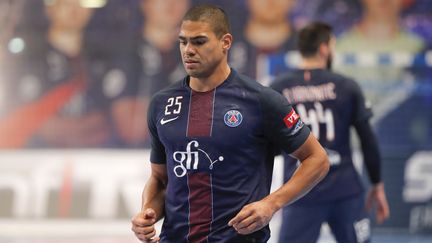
[131,5,329,243]
[271,22,390,243]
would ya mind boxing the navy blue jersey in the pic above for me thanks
[271,69,372,203]
[148,69,309,243]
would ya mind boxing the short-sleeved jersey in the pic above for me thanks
[148,69,309,243]
[271,69,372,203]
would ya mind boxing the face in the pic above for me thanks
[178,20,231,78]
[362,0,403,18]
[247,0,295,24]
[45,0,94,31]
[142,0,189,28]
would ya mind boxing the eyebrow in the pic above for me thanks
[178,35,208,41]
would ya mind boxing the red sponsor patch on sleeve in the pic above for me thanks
[284,109,300,128]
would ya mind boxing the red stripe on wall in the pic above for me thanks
[187,173,212,243]
[186,89,215,242]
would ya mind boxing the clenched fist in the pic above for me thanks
[131,208,159,243]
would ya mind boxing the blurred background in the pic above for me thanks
[0,0,431,242]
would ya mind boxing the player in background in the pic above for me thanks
[131,5,329,243]
[271,22,390,243]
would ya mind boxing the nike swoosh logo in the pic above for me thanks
[160,116,179,125]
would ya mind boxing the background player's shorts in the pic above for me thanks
[278,193,370,243]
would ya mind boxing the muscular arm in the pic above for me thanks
[264,133,329,210]
[229,133,329,234]
[132,163,167,242]
[142,163,168,221]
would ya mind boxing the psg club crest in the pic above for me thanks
[224,110,243,127]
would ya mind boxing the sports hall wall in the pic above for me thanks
[0,0,431,236]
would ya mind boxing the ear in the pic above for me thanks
[221,33,233,52]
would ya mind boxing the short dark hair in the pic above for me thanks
[182,4,231,38]
[297,22,333,57]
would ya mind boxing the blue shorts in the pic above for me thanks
[278,194,370,243]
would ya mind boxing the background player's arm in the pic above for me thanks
[131,163,167,242]
[229,133,329,234]
[354,119,390,223]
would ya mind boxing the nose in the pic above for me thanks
[184,43,196,56]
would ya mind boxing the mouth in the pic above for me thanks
[184,59,199,64]
[184,59,199,69]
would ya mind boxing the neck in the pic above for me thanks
[189,64,231,92]
[299,56,326,70]
[48,27,83,57]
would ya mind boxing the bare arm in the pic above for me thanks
[141,163,168,220]
[265,133,329,209]
[229,133,329,234]
[132,163,167,242]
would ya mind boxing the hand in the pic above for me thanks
[366,182,390,224]
[228,200,277,235]
[131,208,160,243]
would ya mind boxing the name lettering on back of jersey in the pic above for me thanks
[224,110,243,127]
[173,140,224,177]
[161,96,183,125]
[282,83,336,104]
